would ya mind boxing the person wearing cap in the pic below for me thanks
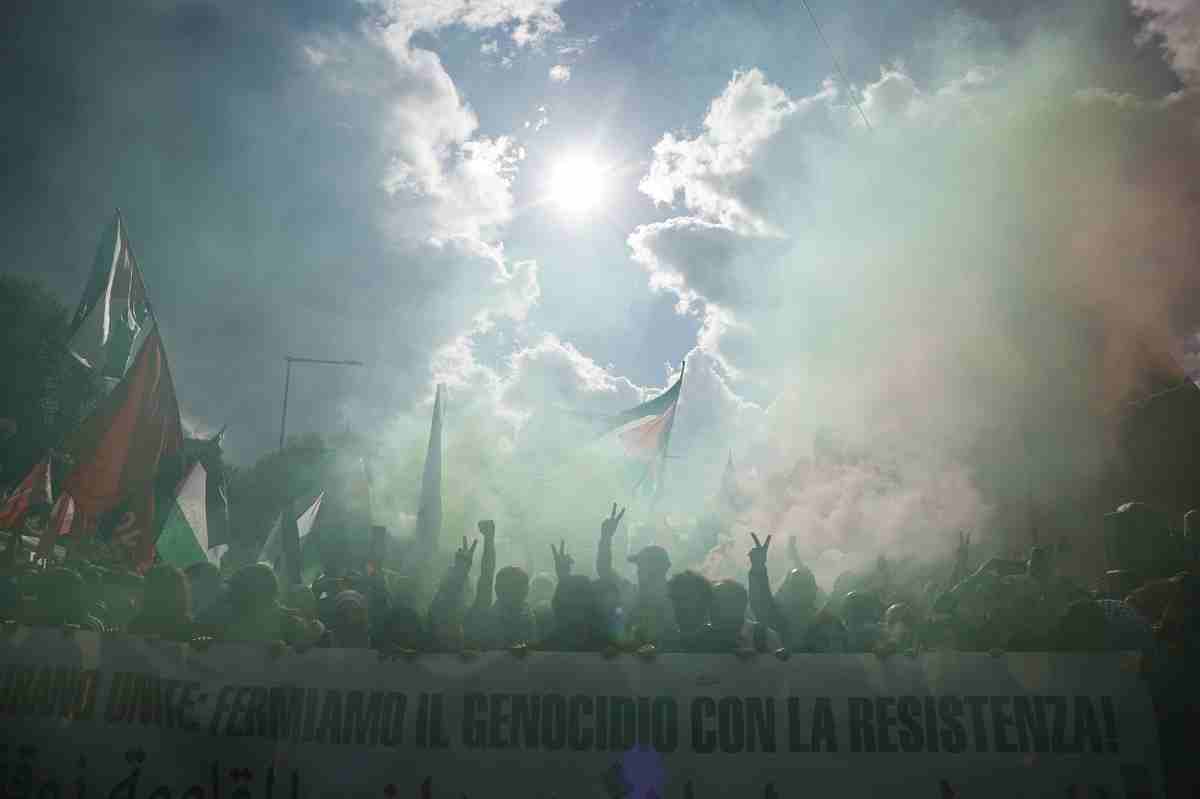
[328,590,371,648]
[626,543,678,647]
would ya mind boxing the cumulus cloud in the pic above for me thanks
[549,64,572,82]
[1132,0,1200,84]
[369,0,564,46]
[627,217,787,311]
[638,69,818,234]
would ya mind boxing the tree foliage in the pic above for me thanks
[0,276,97,487]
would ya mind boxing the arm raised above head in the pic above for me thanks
[596,503,625,580]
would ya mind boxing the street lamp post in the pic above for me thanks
[278,356,365,451]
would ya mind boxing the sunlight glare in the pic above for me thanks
[550,154,607,215]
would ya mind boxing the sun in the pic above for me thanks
[549,153,608,215]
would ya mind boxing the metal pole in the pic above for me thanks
[279,357,293,451]
[278,356,364,451]
[273,354,365,585]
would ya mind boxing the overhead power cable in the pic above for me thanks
[799,0,872,131]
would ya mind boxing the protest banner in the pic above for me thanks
[0,626,1162,797]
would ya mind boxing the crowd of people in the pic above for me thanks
[1,501,1197,663]
[3,498,1200,791]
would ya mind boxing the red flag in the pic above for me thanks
[0,458,52,529]
[62,325,183,568]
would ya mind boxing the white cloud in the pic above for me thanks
[858,66,920,121]
[428,330,764,506]
[367,0,565,47]
[1132,0,1200,84]
[638,69,813,235]
[668,348,765,450]
[628,216,785,311]
[426,331,648,462]
[300,28,522,246]
[629,64,1006,326]
[503,336,645,414]
[523,105,550,132]
[549,64,572,82]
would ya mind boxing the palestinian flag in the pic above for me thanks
[258,492,324,573]
[155,462,209,568]
[0,457,52,529]
[291,492,325,585]
[207,544,229,568]
[69,211,153,383]
[296,492,323,543]
[601,366,683,495]
[604,374,682,453]
[62,323,183,569]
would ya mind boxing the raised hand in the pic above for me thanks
[551,539,574,579]
[748,532,772,569]
[477,520,496,540]
[600,503,626,539]
[455,536,479,570]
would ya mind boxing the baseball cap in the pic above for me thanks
[627,545,671,573]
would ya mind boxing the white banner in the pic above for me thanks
[0,627,1163,797]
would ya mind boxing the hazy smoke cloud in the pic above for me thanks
[629,11,1200,584]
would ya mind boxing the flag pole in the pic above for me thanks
[278,358,293,451]
[274,355,364,586]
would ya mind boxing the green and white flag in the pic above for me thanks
[296,493,323,540]
[258,492,324,573]
[258,513,283,566]
[155,462,208,568]
[207,544,228,568]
